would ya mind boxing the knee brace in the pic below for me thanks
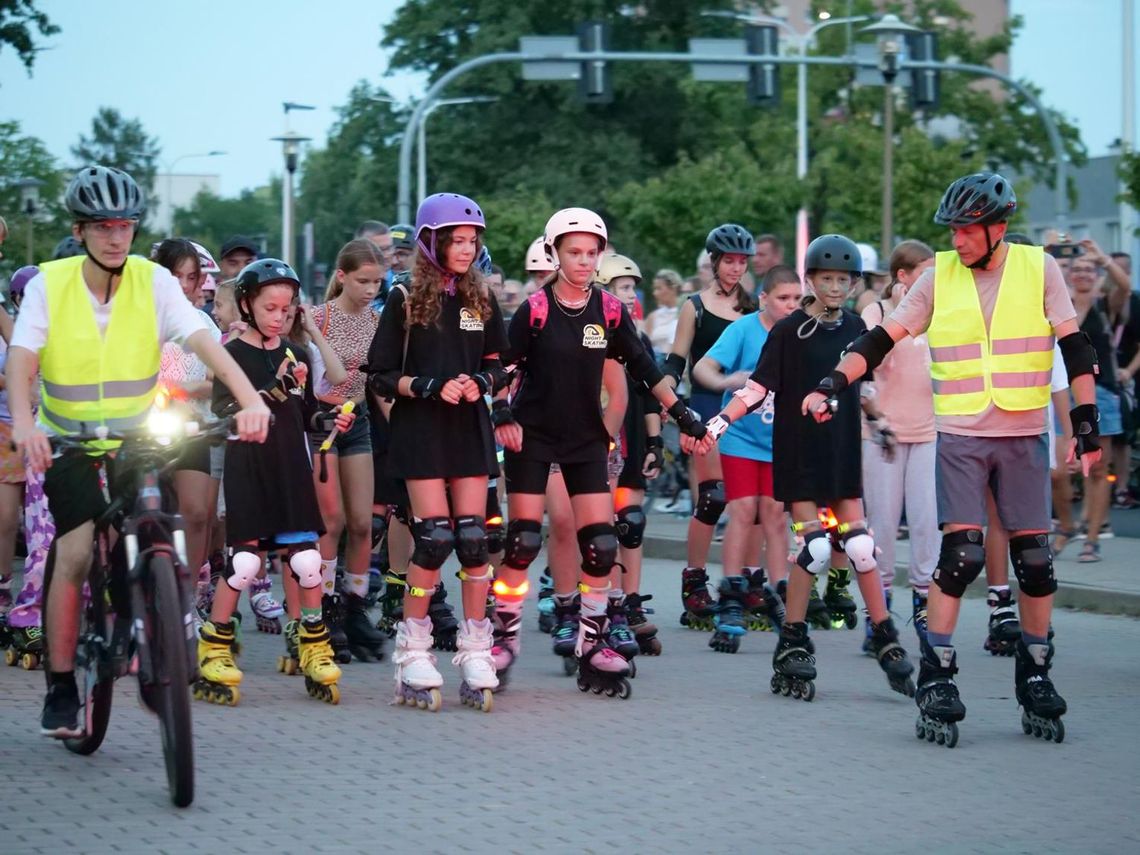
[578,522,619,579]
[225,547,262,591]
[693,480,726,525]
[1010,533,1056,598]
[838,522,877,574]
[795,529,831,576]
[933,529,985,598]
[411,516,455,570]
[287,544,323,589]
[614,505,647,549]
[454,515,489,568]
[503,519,543,570]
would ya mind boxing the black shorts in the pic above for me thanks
[504,453,609,497]
[43,450,111,538]
[174,436,212,475]
[617,455,647,491]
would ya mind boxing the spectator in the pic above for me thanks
[218,235,259,281]
[646,269,682,361]
[355,220,392,261]
[750,233,784,280]
[695,250,714,289]
[854,243,890,312]
[499,278,524,319]
[485,264,505,303]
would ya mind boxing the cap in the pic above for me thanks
[220,235,260,259]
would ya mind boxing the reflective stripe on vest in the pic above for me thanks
[927,244,1053,416]
[38,255,161,449]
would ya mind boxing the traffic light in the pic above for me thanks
[746,25,780,107]
[578,21,612,104]
[908,31,940,109]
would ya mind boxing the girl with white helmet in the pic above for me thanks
[367,192,508,712]
[491,207,706,698]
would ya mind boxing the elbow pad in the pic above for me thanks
[843,326,895,373]
[731,379,768,413]
[662,353,686,384]
[1058,331,1099,382]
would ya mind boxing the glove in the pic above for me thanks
[643,436,664,478]
[490,398,516,427]
[1069,403,1101,458]
[706,415,730,441]
[668,399,707,439]
[409,376,443,399]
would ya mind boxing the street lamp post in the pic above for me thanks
[417,96,499,204]
[271,131,311,267]
[15,177,44,265]
[163,151,226,237]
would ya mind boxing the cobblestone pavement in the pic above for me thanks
[1,557,1137,854]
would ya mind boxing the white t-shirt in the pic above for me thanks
[1047,343,1068,470]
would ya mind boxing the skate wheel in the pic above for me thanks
[1053,719,1064,743]
[844,613,857,630]
[628,660,637,679]
[480,689,493,713]
[591,684,603,694]
[395,692,406,706]
[645,638,662,656]
[4,647,16,666]
[791,682,801,699]
[802,681,815,702]
[604,686,616,697]
[617,679,631,700]
[577,678,589,693]
[426,688,442,712]
[935,729,945,745]
[945,722,958,748]
[915,720,925,740]
[562,657,577,676]
[926,726,936,742]
[326,684,340,705]
[1021,712,1032,734]
[1043,724,1053,742]
[1032,722,1042,738]
[21,653,38,670]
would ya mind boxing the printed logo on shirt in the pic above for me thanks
[582,324,607,349]
[459,308,484,332]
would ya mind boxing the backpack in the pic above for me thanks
[525,286,623,337]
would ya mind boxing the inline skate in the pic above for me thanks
[1015,640,1066,743]
[298,619,341,704]
[343,592,385,662]
[429,583,459,652]
[393,616,442,712]
[914,641,966,748]
[453,618,497,712]
[679,567,716,631]
[866,617,916,697]
[193,620,241,706]
[771,621,816,701]
[625,592,661,656]
[824,566,858,629]
[984,588,1020,656]
[709,575,748,654]
[249,578,284,634]
[575,614,632,699]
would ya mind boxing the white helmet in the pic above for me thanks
[543,207,608,271]
[525,236,555,274]
[595,253,642,287]
[190,241,221,275]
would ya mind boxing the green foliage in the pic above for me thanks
[1118,150,1140,235]
[71,107,162,217]
[0,0,58,75]
[0,119,69,268]
[172,182,281,260]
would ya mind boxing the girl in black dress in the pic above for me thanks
[367,193,506,713]
[491,207,707,698]
[692,234,914,702]
[198,259,355,706]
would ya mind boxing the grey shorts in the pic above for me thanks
[935,432,1050,532]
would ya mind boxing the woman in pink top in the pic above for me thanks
[860,240,937,646]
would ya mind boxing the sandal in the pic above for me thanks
[1051,529,1078,556]
[1078,541,1102,563]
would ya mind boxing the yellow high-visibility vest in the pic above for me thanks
[39,255,160,448]
[927,244,1053,416]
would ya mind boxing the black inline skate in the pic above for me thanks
[1015,640,1066,743]
[551,594,580,676]
[626,592,661,655]
[915,641,966,748]
[536,568,556,633]
[428,583,459,652]
[376,572,406,638]
[866,617,916,697]
[680,566,716,630]
[771,621,816,701]
[575,614,632,699]
[343,593,386,662]
[984,588,1020,656]
[322,593,351,665]
[806,577,832,630]
[824,566,858,629]
[743,568,784,632]
[709,575,748,654]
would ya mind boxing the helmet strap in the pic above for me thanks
[556,267,590,293]
[967,225,1002,270]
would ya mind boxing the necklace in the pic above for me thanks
[553,287,590,317]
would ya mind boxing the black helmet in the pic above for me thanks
[388,223,415,251]
[705,223,756,257]
[65,165,145,222]
[234,258,300,322]
[52,236,86,260]
[934,172,1016,227]
[805,234,862,276]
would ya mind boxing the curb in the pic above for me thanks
[642,534,1140,618]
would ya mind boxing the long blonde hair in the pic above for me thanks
[405,227,490,327]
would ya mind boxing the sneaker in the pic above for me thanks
[1112,491,1137,510]
[41,682,82,739]
[1099,521,1115,539]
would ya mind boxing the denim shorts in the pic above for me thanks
[1095,384,1123,437]
[315,411,373,457]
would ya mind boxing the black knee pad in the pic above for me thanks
[614,505,647,549]
[411,516,454,570]
[1010,533,1056,598]
[693,480,726,525]
[503,519,543,571]
[933,529,985,598]
[486,515,505,555]
[578,522,619,578]
[454,515,489,568]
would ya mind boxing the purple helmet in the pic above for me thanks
[414,193,485,270]
[9,265,39,298]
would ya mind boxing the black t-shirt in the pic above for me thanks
[687,295,745,397]
[1115,292,1140,371]
[1083,301,1119,392]
[504,285,663,463]
[751,308,867,504]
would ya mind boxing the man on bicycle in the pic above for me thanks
[5,165,272,738]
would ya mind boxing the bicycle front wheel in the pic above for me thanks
[144,553,194,808]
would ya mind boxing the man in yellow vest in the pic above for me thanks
[5,165,272,739]
[801,173,1100,748]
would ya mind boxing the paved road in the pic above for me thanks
[1,557,1137,854]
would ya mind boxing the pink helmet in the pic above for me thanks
[525,236,556,274]
[543,207,608,271]
[201,273,217,292]
[190,241,221,276]
[415,193,485,271]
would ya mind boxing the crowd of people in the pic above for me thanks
[0,163,1123,749]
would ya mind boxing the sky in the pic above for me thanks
[1,0,1136,205]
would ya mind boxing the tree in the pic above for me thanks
[0,0,58,75]
[172,183,281,260]
[1118,150,1140,235]
[0,120,69,266]
[71,108,162,214]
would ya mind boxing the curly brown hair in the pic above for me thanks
[405,227,491,327]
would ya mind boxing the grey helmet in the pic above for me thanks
[65,165,145,222]
[705,223,756,257]
[805,234,862,276]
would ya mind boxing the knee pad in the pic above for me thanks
[503,519,543,571]
[411,516,454,570]
[486,515,505,555]
[614,505,647,549]
[454,515,489,568]
[225,548,262,591]
[1010,533,1056,598]
[796,529,831,575]
[391,504,410,527]
[839,526,877,574]
[577,522,619,579]
[693,480,726,525]
[933,529,985,598]
[287,545,323,589]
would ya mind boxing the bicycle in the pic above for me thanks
[41,415,237,808]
